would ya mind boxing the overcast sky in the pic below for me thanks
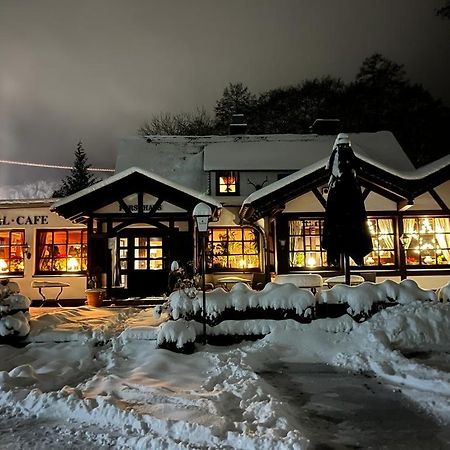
[0,0,449,186]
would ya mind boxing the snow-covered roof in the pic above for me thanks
[52,167,222,220]
[203,131,414,172]
[240,151,450,222]
[118,132,414,179]
[116,137,206,192]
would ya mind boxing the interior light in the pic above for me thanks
[0,259,8,272]
[306,256,317,267]
[67,258,80,271]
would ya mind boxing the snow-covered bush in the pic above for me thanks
[157,319,197,353]
[319,279,436,320]
[168,282,315,324]
[0,283,31,340]
[437,281,450,303]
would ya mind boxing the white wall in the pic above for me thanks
[0,203,87,300]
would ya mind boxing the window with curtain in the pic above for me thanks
[288,219,328,269]
[402,217,450,266]
[288,217,396,269]
[36,229,87,274]
[208,227,260,270]
[0,230,25,275]
[363,218,396,266]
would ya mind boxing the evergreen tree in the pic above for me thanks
[214,83,257,133]
[53,141,98,197]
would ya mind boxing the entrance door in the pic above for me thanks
[118,230,168,297]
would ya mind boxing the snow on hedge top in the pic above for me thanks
[319,279,437,314]
[169,282,315,320]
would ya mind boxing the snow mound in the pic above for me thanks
[319,279,436,314]
[437,281,450,303]
[157,319,197,349]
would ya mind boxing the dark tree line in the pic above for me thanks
[138,53,450,167]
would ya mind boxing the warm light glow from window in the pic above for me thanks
[306,256,317,267]
[0,259,8,272]
[67,257,80,271]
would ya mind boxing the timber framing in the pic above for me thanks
[240,155,450,222]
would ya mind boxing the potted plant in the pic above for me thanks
[85,274,104,307]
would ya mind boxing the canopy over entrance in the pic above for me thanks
[51,167,222,298]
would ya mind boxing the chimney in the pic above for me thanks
[310,119,341,135]
[229,113,247,135]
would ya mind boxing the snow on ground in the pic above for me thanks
[0,289,449,448]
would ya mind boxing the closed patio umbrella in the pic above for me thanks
[321,134,373,284]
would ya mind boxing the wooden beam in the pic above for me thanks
[148,197,163,215]
[429,189,449,211]
[117,198,132,215]
[137,192,144,214]
[312,187,327,209]
[397,199,414,212]
[362,187,370,200]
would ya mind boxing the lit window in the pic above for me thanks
[0,230,26,274]
[402,217,450,266]
[208,227,259,270]
[288,217,397,269]
[133,237,163,271]
[288,220,328,269]
[36,229,87,273]
[217,171,239,195]
[363,218,396,266]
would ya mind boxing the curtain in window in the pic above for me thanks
[435,218,450,261]
[377,219,394,250]
[402,218,417,249]
[289,221,303,266]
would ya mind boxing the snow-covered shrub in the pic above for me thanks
[157,319,197,353]
[318,279,436,321]
[0,283,31,340]
[437,281,450,303]
[169,282,315,325]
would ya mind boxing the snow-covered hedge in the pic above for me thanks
[168,282,315,324]
[437,281,450,303]
[319,279,436,317]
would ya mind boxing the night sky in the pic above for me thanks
[0,0,449,185]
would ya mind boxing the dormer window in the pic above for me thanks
[217,171,239,195]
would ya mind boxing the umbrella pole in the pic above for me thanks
[344,253,351,285]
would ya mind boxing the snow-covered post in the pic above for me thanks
[193,203,212,345]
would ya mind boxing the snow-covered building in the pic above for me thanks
[0,130,449,300]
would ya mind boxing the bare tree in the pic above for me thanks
[138,108,216,136]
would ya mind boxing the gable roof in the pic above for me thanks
[240,154,450,222]
[118,132,414,183]
[203,131,414,172]
[51,167,222,223]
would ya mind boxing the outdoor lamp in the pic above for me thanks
[193,202,212,232]
[192,202,212,346]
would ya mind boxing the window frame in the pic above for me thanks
[208,226,260,272]
[402,215,450,268]
[0,229,26,276]
[35,229,88,275]
[215,171,240,196]
[286,215,399,271]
